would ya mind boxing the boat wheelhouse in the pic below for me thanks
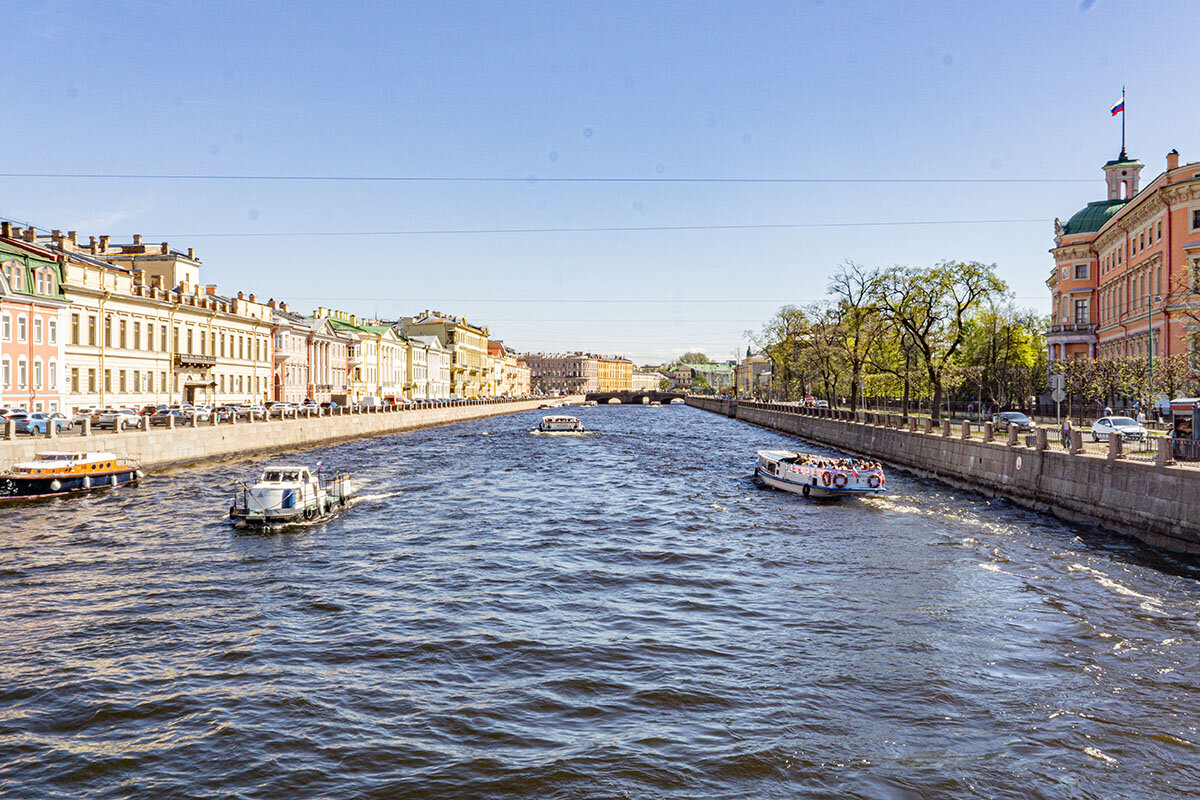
[230,464,354,527]
[755,449,885,498]
[0,451,143,501]
[538,415,584,432]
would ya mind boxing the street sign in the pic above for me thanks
[1051,387,1066,403]
[1049,374,1065,391]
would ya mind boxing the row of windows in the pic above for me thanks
[69,313,267,360]
[1097,266,1164,323]
[0,313,57,345]
[1101,219,1165,277]
[1,261,57,296]
[66,368,268,396]
[0,357,57,392]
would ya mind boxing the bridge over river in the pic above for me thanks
[584,390,686,404]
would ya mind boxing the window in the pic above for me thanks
[161,371,167,393]
[1,313,9,342]
[71,367,78,393]
[133,322,140,350]
[104,316,112,347]
[221,335,226,358]
[17,358,27,389]
[1193,209,1200,230]
[1074,264,1088,280]
[1157,221,1162,241]
[88,316,97,346]
[132,370,139,392]
[187,328,193,354]
[48,319,56,345]
[173,326,180,353]
[33,318,43,345]
[119,370,126,392]
[161,325,168,352]
[1,358,8,389]
[33,359,42,390]
[104,369,111,393]
[17,315,27,343]
[88,369,96,393]
[71,314,80,344]
[119,320,127,349]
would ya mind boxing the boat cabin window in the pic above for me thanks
[262,470,302,482]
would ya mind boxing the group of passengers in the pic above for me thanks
[792,455,881,472]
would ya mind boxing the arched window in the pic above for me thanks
[1,357,9,389]
[48,359,57,390]
[33,358,42,390]
[17,357,27,389]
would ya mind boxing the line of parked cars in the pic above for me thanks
[0,409,76,434]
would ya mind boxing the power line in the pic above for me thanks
[145,218,1048,239]
[0,172,1093,184]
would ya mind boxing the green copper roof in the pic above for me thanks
[1063,199,1127,235]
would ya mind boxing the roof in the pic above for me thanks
[679,362,734,373]
[1063,199,1127,235]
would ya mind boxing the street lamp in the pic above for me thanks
[1148,291,1162,415]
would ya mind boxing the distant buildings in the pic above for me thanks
[735,352,772,397]
[631,369,661,392]
[522,352,633,393]
[670,362,734,391]
[400,311,491,398]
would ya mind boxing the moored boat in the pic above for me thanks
[755,449,885,498]
[538,415,584,433]
[230,464,355,527]
[0,451,143,501]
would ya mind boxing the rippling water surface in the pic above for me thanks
[2,405,1200,798]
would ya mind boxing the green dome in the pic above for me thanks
[1064,199,1127,235]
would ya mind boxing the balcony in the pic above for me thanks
[1045,323,1097,348]
[174,353,217,369]
[1047,323,1096,334]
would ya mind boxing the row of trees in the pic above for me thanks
[748,261,1049,421]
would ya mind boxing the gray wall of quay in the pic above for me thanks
[687,397,1200,554]
[0,398,575,472]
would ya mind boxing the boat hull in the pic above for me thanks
[755,466,883,499]
[0,469,141,501]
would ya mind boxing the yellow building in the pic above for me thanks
[401,311,490,397]
[597,356,633,392]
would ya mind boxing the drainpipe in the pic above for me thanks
[1158,185,1173,361]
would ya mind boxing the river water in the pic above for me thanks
[1,405,1199,799]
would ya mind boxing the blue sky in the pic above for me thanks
[4,0,1198,364]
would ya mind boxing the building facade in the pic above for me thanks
[670,362,735,391]
[1048,148,1200,369]
[400,312,490,397]
[596,356,633,392]
[407,335,451,399]
[0,231,68,412]
[631,369,662,393]
[735,352,773,397]
[522,352,599,394]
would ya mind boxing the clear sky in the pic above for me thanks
[4,0,1198,364]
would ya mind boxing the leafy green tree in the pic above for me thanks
[679,352,712,364]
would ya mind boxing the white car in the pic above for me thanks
[1090,416,1148,442]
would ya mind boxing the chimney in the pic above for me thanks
[88,235,97,254]
[23,228,35,242]
[132,269,145,285]
[267,299,277,309]
[206,284,217,295]
[1167,149,1180,171]
[68,231,77,245]
[280,301,288,312]
[187,247,195,259]
[99,235,110,252]
[150,275,163,289]
[160,242,170,254]
[238,291,245,300]
[248,293,256,303]
[132,234,142,245]
[1,221,9,238]
[51,229,62,243]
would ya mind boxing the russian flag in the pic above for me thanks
[1110,98,1125,116]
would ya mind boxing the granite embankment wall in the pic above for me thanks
[0,398,576,472]
[688,396,1200,554]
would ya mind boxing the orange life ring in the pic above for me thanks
[868,473,881,488]
[833,473,848,488]
[822,471,831,487]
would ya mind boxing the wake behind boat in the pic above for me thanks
[755,449,885,498]
[230,464,355,528]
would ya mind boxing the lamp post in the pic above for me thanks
[1148,291,1162,414]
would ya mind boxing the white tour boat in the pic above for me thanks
[755,449,885,499]
[537,415,584,433]
[230,464,355,527]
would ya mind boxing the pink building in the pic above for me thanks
[0,228,67,412]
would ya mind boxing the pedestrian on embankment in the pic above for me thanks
[1061,417,1072,449]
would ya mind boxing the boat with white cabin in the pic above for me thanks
[537,415,584,433]
[0,451,143,501]
[755,449,885,498]
[230,464,355,527]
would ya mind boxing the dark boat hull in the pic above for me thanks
[0,470,141,501]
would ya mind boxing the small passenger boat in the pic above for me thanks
[649,401,662,407]
[755,449,885,498]
[538,415,584,433]
[582,400,599,407]
[0,451,143,501]
[230,464,355,527]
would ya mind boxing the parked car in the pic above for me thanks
[150,408,191,426]
[213,406,239,422]
[1090,416,1148,442]
[320,401,340,411]
[73,407,100,425]
[239,404,268,420]
[15,412,74,435]
[46,412,75,431]
[95,409,141,430]
[815,399,830,409]
[269,402,298,418]
[6,412,33,433]
[993,411,1037,433]
[359,395,384,409]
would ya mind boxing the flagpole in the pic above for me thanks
[1121,86,1126,158]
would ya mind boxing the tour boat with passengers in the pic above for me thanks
[0,451,144,501]
[755,449,885,499]
[230,464,355,528]
[537,415,585,433]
